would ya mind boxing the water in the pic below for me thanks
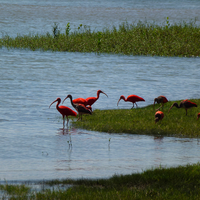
[1,0,200,38]
[0,0,200,182]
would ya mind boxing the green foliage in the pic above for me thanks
[1,19,200,57]
[0,184,30,198]
[73,99,200,137]
[52,22,60,38]
[65,22,71,36]
[1,164,200,199]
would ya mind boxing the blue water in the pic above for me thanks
[0,0,200,181]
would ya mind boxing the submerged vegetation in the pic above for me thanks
[1,163,200,199]
[73,99,200,137]
[1,19,200,57]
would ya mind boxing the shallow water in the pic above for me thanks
[0,0,200,182]
[0,48,200,181]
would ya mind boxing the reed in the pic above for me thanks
[73,99,200,137]
[1,19,200,57]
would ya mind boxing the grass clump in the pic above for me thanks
[73,99,200,137]
[1,19,200,57]
[0,184,30,198]
[1,163,200,199]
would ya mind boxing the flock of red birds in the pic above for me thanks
[49,90,199,127]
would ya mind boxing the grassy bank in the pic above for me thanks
[1,163,200,199]
[73,99,200,137]
[1,20,200,57]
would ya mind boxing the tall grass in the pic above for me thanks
[1,19,200,57]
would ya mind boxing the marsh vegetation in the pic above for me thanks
[1,19,200,57]
[1,163,200,199]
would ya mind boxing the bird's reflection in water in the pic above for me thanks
[154,136,164,143]
[57,128,73,149]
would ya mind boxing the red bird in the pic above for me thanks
[85,90,108,106]
[155,111,164,123]
[168,99,197,115]
[49,97,77,127]
[117,94,145,108]
[72,97,87,106]
[197,113,200,120]
[62,94,92,121]
[154,95,168,110]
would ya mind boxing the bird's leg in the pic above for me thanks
[66,117,69,128]
[131,104,134,109]
[135,102,138,108]
[162,103,164,111]
[63,117,65,129]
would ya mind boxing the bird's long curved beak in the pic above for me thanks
[62,96,68,104]
[49,100,57,108]
[168,105,174,113]
[103,92,108,97]
[117,98,121,106]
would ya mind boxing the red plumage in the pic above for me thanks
[49,97,77,127]
[155,111,164,123]
[117,94,145,108]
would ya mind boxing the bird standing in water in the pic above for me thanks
[117,94,145,108]
[62,94,92,121]
[155,111,164,123]
[154,95,168,110]
[49,97,77,127]
[168,99,197,115]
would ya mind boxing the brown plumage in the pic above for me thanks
[62,94,92,121]
[168,99,197,115]
[154,95,168,110]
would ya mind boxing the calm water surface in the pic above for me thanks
[0,0,200,182]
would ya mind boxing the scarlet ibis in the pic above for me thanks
[72,97,87,106]
[62,94,92,121]
[154,95,168,110]
[155,111,164,123]
[197,113,200,120]
[168,99,197,115]
[86,105,92,112]
[85,90,108,106]
[117,94,145,108]
[49,97,77,127]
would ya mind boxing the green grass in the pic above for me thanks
[1,19,200,57]
[1,163,200,199]
[73,99,200,137]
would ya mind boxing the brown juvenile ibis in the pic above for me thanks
[117,94,145,108]
[168,99,197,115]
[155,111,164,123]
[62,94,92,121]
[154,95,168,110]
[85,90,108,106]
[49,97,77,127]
